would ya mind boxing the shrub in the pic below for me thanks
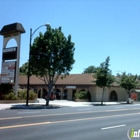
[0,84,13,94]
[18,89,37,100]
[18,90,26,100]
[75,91,88,99]
[28,90,37,100]
[4,92,19,100]
[0,94,5,100]
[0,84,13,99]
[3,90,37,100]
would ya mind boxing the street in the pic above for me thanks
[0,104,140,140]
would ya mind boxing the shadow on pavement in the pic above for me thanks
[10,104,61,109]
[91,104,106,106]
[87,102,128,106]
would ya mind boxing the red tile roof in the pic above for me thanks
[0,74,119,86]
[19,74,95,85]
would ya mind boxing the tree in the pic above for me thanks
[19,62,28,75]
[30,25,75,106]
[94,56,115,105]
[118,72,139,102]
[83,66,98,74]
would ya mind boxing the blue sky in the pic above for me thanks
[0,0,140,75]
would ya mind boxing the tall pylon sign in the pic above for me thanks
[0,23,25,96]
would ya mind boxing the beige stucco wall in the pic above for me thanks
[89,87,96,101]
[33,85,127,102]
[95,87,109,102]
[108,87,127,101]
[67,89,73,100]
[90,86,127,102]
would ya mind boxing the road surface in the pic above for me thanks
[0,104,140,140]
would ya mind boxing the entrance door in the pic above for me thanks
[109,91,118,101]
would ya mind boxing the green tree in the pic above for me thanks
[30,25,75,106]
[83,66,98,73]
[19,62,28,75]
[118,72,139,102]
[94,56,115,105]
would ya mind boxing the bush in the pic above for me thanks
[0,84,13,99]
[18,89,37,100]
[0,84,13,94]
[4,92,19,100]
[28,90,37,100]
[3,90,37,100]
[75,91,89,99]
[0,94,5,100]
[18,90,27,100]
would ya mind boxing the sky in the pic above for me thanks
[0,0,140,75]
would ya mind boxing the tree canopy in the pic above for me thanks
[118,72,139,96]
[19,62,28,75]
[29,25,75,105]
[94,56,115,104]
[83,66,98,74]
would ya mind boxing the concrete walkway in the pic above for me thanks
[0,98,131,110]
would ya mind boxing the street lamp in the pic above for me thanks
[26,24,49,106]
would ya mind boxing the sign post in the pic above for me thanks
[0,23,25,96]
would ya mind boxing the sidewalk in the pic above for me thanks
[0,99,136,110]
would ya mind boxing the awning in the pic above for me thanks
[131,89,140,93]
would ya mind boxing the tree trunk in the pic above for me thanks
[46,93,50,106]
[127,91,131,104]
[46,83,53,106]
[128,92,130,98]
[125,89,130,104]
[101,87,105,105]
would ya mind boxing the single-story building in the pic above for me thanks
[17,74,128,102]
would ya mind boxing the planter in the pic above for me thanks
[0,100,35,104]
[75,99,89,102]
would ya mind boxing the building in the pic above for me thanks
[18,74,127,102]
[130,89,140,101]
